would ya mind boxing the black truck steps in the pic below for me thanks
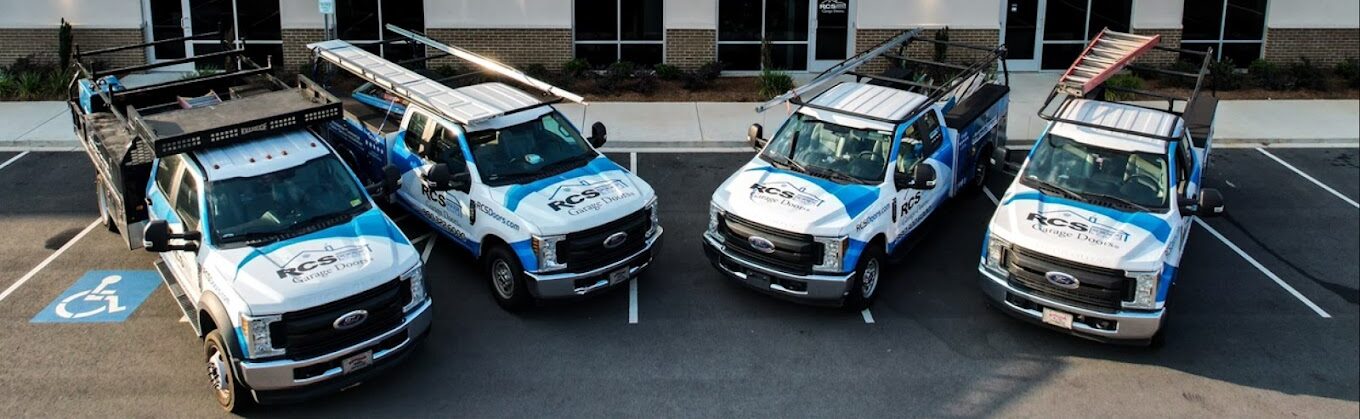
[154,259,201,336]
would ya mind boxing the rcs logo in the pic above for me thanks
[276,255,339,279]
[750,183,798,200]
[900,192,923,218]
[421,184,448,207]
[1027,212,1091,232]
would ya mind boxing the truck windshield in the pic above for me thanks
[1020,134,1170,211]
[466,112,596,186]
[207,156,371,244]
[760,114,893,183]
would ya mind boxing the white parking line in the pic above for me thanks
[0,151,31,173]
[860,308,875,324]
[983,188,1000,206]
[1256,148,1359,209]
[628,279,639,324]
[410,232,433,245]
[1193,217,1331,318]
[0,219,102,304]
[420,236,437,263]
[392,213,410,223]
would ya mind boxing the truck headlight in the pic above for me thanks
[402,264,427,312]
[532,235,566,272]
[983,233,1010,274]
[646,198,660,239]
[706,204,724,241]
[813,236,848,273]
[1123,269,1163,310]
[239,313,284,359]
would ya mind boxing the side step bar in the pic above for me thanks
[154,260,201,336]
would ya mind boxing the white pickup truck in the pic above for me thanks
[979,30,1224,345]
[703,30,1009,309]
[311,26,661,311]
[70,40,428,411]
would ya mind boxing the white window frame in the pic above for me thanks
[1037,0,1132,70]
[336,0,425,58]
[572,0,667,65]
[189,0,283,64]
[1180,0,1269,63]
[715,0,813,74]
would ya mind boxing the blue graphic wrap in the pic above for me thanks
[235,208,409,271]
[842,239,869,274]
[510,240,539,271]
[1158,262,1176,303]
[394,199,480,254]
[1003,191,1172,242]
[744,166,878,219]
[503,157,626,212]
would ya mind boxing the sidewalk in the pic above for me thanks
[4,72,1357,149]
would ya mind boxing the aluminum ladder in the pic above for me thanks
[1057,29,1160,97]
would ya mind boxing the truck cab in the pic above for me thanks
[311,27,661,311]
[69,42,428,411]
[978,30,1224,345]
[703,30,1008,309]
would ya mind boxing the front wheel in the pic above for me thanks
[845,246,885,310]
[485,246,533,311]
[204,330,253,413]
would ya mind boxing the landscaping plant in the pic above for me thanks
[653,63,682,81]
[1288,57,1327,91]
[1334,58,1360,89]
[682,61,723,91]
[1248,59,1293,91]
[58,19,73,70]
[1102,73,1144,101]
[757,68,794,99]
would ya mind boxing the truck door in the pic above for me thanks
[149,155,203,299]
[424,124,477,249]
[395,109,475,247]
[1170,138,1197,262]
[891,111,953,246]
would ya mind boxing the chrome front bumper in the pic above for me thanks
[524,228,663,299]
[978,265,1164,342]
[237,298,433,392]
[703,233,854,304]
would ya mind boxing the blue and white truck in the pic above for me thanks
[70,37,428,411]
[979,30,1224,345]
[703,30,1009,309]
[310,26,661,311]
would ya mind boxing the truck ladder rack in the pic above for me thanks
[386,25,587,105]
[1057,29,1160,97]
[755,29,921,113]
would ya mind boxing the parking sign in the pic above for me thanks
[32,271,161,323]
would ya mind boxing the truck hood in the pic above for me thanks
[488,156,653,236]
[711,160,878,236]
[991,187,1172,271]
[207,208,418,315]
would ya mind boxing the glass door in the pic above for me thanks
[143,0,200,72]
[1003,0,1043,71]
[809,0,852,72]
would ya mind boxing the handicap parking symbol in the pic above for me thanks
[32,271,161,323]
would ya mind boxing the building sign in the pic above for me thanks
[319,0,335,14]
[819,0,848,14]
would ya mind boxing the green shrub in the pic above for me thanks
[632,71,658,95]
[1207,58,1243,91]
[0,70,14,99]
[605,61,636,80]
[58,19,73,70]
[1335,58,1360,89]
[15,72,44,100]
[682,61,724,90]
[1163,60,1202,89]
[1102,74,1144,101]
[561,58,592,79]
[653,63,682,80]
[1247,59,1292,90]
[1289,57,1327,90]
[756,69,794,99]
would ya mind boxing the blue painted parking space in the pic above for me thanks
[31,270,161,323]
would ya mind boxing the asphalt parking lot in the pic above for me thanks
[0,147,1356,417]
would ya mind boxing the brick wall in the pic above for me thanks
[855,28,1000,74]
[426,28,572,71]
[282,28,326,72]
[665,29,716,70]
[1132,28,1182,67]
[1264,28,1360,67]
[1,27,144,69]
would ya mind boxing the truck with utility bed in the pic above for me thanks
[307,26,661,311]
[703,30,1010,308]
[69,34,429,411]
[979,30,1224,345]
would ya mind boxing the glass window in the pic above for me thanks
[235,0,282,40]
[337,0,381,41]
[762,113,894,183]
[208,156,371,243]
[1043,0,1088,41]
[718,0,763,41]
[174,169,201,231]
[718,44,762,71]
[1180,0,1266,66]
[575,0,664,66]
[467,113,599,186]
[717,0,811,71]
[336,0,423,58]
[1021,134,1170,210]
[765,0,809,42]
[1182,0,1224,40]
[767,44,809,71]
[404,111,430,151]
[1038,0,1132,70]
[1087,0,1132,38]
[155,156,182,196]
[430,126,465,164]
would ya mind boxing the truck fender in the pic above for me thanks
[196,292,242,360]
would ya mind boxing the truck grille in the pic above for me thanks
[559,208,651,273]
[271,279,410,361]
[1005,246,1130,312]
[719,213,821,275]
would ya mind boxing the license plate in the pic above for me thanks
[1041,308,1075,330]
[341,351,373,374]
[609,269,629,285]
[746,271,770,285]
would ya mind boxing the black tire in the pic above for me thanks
[845,245,885,311]
[204,330,253,413]
[484,245,533,311]
[962,144,994,197]
[95,178,117,233]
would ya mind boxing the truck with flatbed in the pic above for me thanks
[703,30,1010,309]
[978,30,1225,345]
[69,34,429,411]
[308,25,661,311]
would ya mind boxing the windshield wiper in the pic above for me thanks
[1025,177,1085,202]
[539,153,594,175]
[763,151,812,175]
[1083,192,1154,212]
[807,165,868,185]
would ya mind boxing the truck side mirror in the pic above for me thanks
[1195,188,1225,217]
[450,171,471,192]
[143,220,200,253]
[747,124,766,150]
[897,164,937,190]
[588,122,607,148]
[995,146,1026,175]
[425,163,454,191]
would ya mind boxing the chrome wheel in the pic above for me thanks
[862,258,880,298]
[492,259,515,299]
[206,347,230,400]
